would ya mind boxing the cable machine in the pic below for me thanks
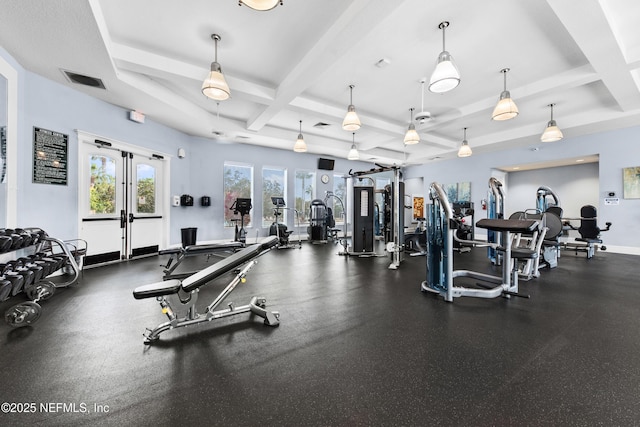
[345,165,404,269]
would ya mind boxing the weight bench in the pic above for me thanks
[134,236,280,344]
[159,241,244,280]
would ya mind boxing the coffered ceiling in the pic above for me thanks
[1,0,639,166]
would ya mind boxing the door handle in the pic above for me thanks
[120,210,126,228]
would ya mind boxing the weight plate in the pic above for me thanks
[24,280,56,301]
[5,301,42,327]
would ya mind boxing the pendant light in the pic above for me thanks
[457,127,472,157]
[541,103,563,142]
[293,120,307,152]
[202,34,231,101]
[238,0,282,11]
[491,68,518,121]
[429,21,460,94]
[347,133,359,160]
[342,85,361,131]
[404,108,420,145]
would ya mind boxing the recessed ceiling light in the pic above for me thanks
[513,166,520,170]
[576,159,584,162]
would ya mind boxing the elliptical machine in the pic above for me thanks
[230,198,252,244]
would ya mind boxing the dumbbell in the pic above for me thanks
[1,272,24,297]
[0,278,11,301]
[12,261,44,283]
[0,235,11,253]
[14,229,34,247]
[12,267,35,296]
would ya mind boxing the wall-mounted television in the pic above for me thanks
[318,157,335,170]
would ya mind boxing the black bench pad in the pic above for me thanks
[159,241,244,256]
[181,236,278,292]
[133,279,182,299]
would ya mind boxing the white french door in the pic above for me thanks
[78,133,168,266]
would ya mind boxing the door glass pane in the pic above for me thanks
[136,163,156,214]
[89,155,117,214]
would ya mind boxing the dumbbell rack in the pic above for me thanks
[0,228,86,327]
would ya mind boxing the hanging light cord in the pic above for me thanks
[299,120,302,133]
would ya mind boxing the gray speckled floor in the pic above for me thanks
[0,242,639,426]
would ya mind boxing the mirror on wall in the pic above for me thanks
[0,72,7,227]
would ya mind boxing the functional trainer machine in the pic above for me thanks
[133,236,280,344]
[487,177,505,265]
[345,165,404,269]
[422,182,538,302]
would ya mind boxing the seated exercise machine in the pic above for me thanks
[1,227,85,327]
[269,197,301,249]
[230,198,252,244]
[404,217,427,256]
[133,236,281,344]
[565,205,612,258]
[422,182,538,302]
[508,210,550,280]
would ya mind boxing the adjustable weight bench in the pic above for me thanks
[159,241,244,280]
[133,236,280,344]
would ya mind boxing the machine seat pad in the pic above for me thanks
[476,218,538,233]
[181,236,279,293]
[133,279,182,299]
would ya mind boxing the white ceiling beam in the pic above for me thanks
[245,0,411,132]
[546,0,640,111]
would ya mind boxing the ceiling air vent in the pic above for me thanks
[61,69,106,89]
[313,122,330,129]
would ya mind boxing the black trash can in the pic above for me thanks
[181,227,197,247]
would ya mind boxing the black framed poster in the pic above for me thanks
[33,127,68,185]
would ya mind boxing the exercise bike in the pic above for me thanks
[230,198,252,244]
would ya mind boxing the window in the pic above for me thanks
[332,175,346,225]
[89,155,117,214]
[136,163,156,214]
[224,163,253,227]
[295,170,315,224]
[262,167,286,227]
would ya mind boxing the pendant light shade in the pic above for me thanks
[458,127,472,158]
[404,108,420,145]
[202,34,231,101]
[293,120,307,152]
[491,68,518,121]
[541,103,563,142]
[342,85,361,131]
[238,0,282,11]
[348,133,359,160]
[429,21,460,94]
